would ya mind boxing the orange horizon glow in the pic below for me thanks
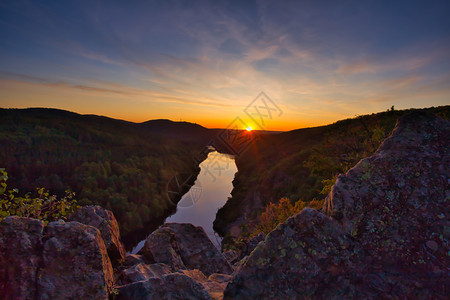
[1,1,449,133]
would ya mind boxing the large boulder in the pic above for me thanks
[225,111,449,299]
[0,217,44,299]
[38,220,114,299]
[70,205,126,267]
[139,223,233,275]
[0,217,116,299]
[115,273,212,300]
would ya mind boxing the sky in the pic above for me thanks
[0,0,449,130]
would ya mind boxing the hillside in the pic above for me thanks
[1,111,447,299]
[224,110,449,298]
[0,108,210,247]
[214,106,450,244]
[141,119,211,142]
[2,106,448,250]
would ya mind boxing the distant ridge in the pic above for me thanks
[0,107,213,142]
[140,118,210,142]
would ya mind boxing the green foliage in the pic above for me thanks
[0,169,79,223]
[0,108,205,242]
[239,197,325,238]
[320,175,338,196]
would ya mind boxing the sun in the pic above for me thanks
[246,126,253,132]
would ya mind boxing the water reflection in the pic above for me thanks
[131,151,237,253]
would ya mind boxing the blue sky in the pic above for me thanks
[1,0,449,129]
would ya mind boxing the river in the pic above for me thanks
[131,150,237,253]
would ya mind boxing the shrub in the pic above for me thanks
[256,198,305,234]
[0,168,79,223]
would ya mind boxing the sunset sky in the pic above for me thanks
[1,0,449,130]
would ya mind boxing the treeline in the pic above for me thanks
[215,106,450,243]
[0,108,206,246]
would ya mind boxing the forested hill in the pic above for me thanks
[214,105,450,244]
[0,108,212,247]
[141,119,210,141]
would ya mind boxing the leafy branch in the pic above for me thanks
[0,168,79,223]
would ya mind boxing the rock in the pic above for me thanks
[425,240,438,252]
[116,261,231,299]
[177,269,208,282]
[38,220,114,299]
[225,208,352,299]
[222,250,239,264]
[116,262,172,285]
[174,270,232,300]
[239,232,266,258]
[115,273,212,300]
[0,217,44,299]
[225,112,450,299]
[0,217,116,299]
[139,223,233,275]
[204,273,233,300]
[122,254,145,267]
[139,225,186,270]
[208,273,233,283]
[70,205,126,267]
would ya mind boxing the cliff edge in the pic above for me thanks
[225,111,449,299]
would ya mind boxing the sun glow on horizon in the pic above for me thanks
[246,126,253,131]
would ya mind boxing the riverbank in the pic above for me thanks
[131,150,237,253]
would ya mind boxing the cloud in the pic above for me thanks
[1,0,450,128]
[0,71,234,108]
[337,60,375,74]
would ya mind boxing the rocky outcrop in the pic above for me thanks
[115,264,232,300]
[39,220,114,299]
[0,215,233,299]
[225,111,449,299]
[139,223,233,276]
[70,205,126,267]
[0,217,44,299]
[112,222,234,299]
[0,217,114,299]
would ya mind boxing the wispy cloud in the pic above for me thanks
[1,0,449,128]
[0,71,234,108]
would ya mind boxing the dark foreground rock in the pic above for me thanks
[0,217,114,299]
[116,262,173,285]
[239,232,266,259]
[177,270,233,300]
[0,217,44,299]
[1,214,233,299]
[39,220,114,299]
[139,223,233,275]
[116,273,212,300]
[115,265,232,300]
[225,111,449,299]
[70,205,126,267]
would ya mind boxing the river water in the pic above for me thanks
[131,150,237,253]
